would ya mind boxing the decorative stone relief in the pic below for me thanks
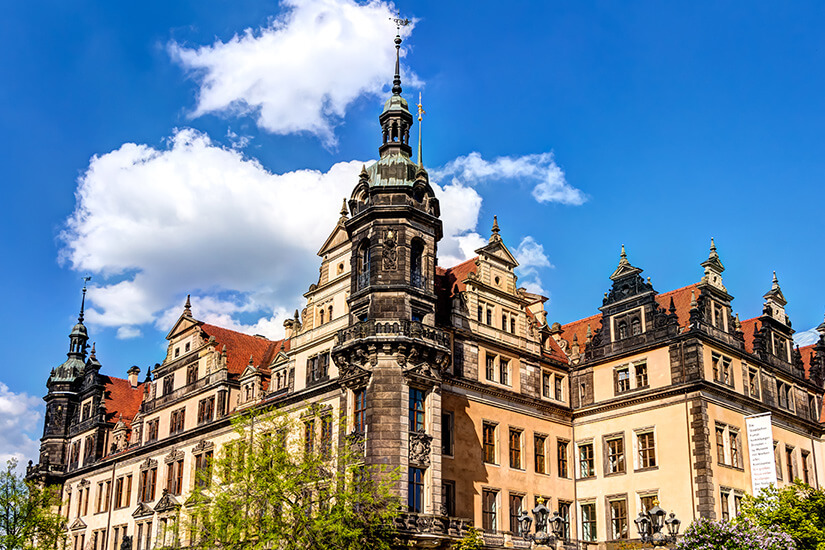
[382,229,397,270]
[409,431,432,467]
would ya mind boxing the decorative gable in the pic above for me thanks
[132,502,154,518]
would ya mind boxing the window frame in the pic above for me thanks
[482,422,497,464]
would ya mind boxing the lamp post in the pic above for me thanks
[634,500,680,547]
[516,497,566,548]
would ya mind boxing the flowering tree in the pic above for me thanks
[676,516,795,550]
[738,481,825,550]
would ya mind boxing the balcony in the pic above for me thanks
[334,319,450,349]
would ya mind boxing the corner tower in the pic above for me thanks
[333,27,450,517]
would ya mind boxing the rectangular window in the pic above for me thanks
[486,308,493,326]
[163,375,174,396]
[483,423,497,464]
[640,494,657,513]
[501,314,508,331]
[139,468,156,503]
[607,437,625,474]
[809,395,818,421]
[635,362,648,387]
[510,316,516,334]
[638,432,656,469]
[509,493,523,535]
[786,446,795,481]
[749,368,760,399]
[321,415,333,456]
[441,480,455,517]
[534,435,546,474]
[554,375,563,401]
[712,353,721,382]
[716,426,726,465]
[730,431,740,468]
[579,442,594,478]
[96,482,104,513]
[616,367,630,393]
[409,388,425,432]
[354,388,366,433]
[509,429,522,469]
[610,499,628,540]
[114,478,123,509]
[167,459,184,496]
[499,358,509,386]
[477,305,483,322]
[542,372,551,398]
[778,382,792,410]
[169,408,186,435]
[304,420,315,454]
[197,396,215,425]
[558,501,571,540]
[147,419,159,442]
[195,451,213,488]
[802,451,811,484]
[774,442,782,480]
[442,412,454,456]
[734,494,742,516]
[407,467,425,513]
[581,502,597,542]
[482,489,498,532]
[722,356,732,385]
[485,353,496,381]
[186,364,197,385]
[720,490,730,521]
[558,440,569,478]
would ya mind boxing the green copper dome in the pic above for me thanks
[366,153,419,187]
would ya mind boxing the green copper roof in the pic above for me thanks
[50,357,84,383]
[366,153,419,187]
[382,94,410,115]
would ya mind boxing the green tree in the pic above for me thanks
[450,526,484,550]
[738,481,825,550]
[0,459,66,550]
[183,407,401,550]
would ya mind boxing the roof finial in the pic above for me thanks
[416,92,425,166]
[340,198,348,219]
[184,294,192,316]
[390,16,410,96]
[690,290,698,309]
[79,276,91,323]
[89,342,96,360]
[489,216,501,242]
[620,244,627,261]
[771,270,780,290]
[710,237,717,255]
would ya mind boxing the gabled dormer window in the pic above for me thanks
[631,318,641,336]
[617,321,628,340]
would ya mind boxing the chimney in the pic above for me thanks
[127,366,140,388]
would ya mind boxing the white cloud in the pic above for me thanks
[433,151,586,206]
[0,382,41,465]
[60,128,484,338]
[794,328,821,347]
[514,236,553,296]
[169,0,418,145]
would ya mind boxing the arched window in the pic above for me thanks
[328,305,333,322]
[617,321,628,340]
[410,239,424,288]
[357,241,371,290]
[631,318,641,336]
[319,309,325,325]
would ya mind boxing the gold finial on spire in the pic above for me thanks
[416,92,425,166]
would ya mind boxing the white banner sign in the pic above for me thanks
[746,413,777,494]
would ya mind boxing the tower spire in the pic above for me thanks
[79,276,91,323]
[416,92,425,166]
[390,16,409,96]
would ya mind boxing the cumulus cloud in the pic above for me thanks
[59,129,484,338]
[433,151,586,206]
[169,0,417,145]
[514,236,553,296]
[0,382,41,464]
[794,328,822,347]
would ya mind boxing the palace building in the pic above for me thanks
[30,32,825,550]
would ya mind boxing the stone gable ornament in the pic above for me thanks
[409,431,432,467]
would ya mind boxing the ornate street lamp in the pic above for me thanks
[516,497,567,547]
[634,500,680,547]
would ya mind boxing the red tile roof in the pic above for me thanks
[739,317,760,354]
[798,344,815,378]
[200,324,281,378]
[559,284,699,355]
[101,376,143,427]
[436,257,478,296]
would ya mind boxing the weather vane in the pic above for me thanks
[391,15,410,31]
[82,275,91,290]
[417,92,425,122]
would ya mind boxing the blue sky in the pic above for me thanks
[1,0,823,462]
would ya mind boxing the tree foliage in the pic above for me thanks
[183,407,401,550]
[675,516,794,550]
[738,481,825,550]
[450,526,484,550]
[0,459,66,550]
